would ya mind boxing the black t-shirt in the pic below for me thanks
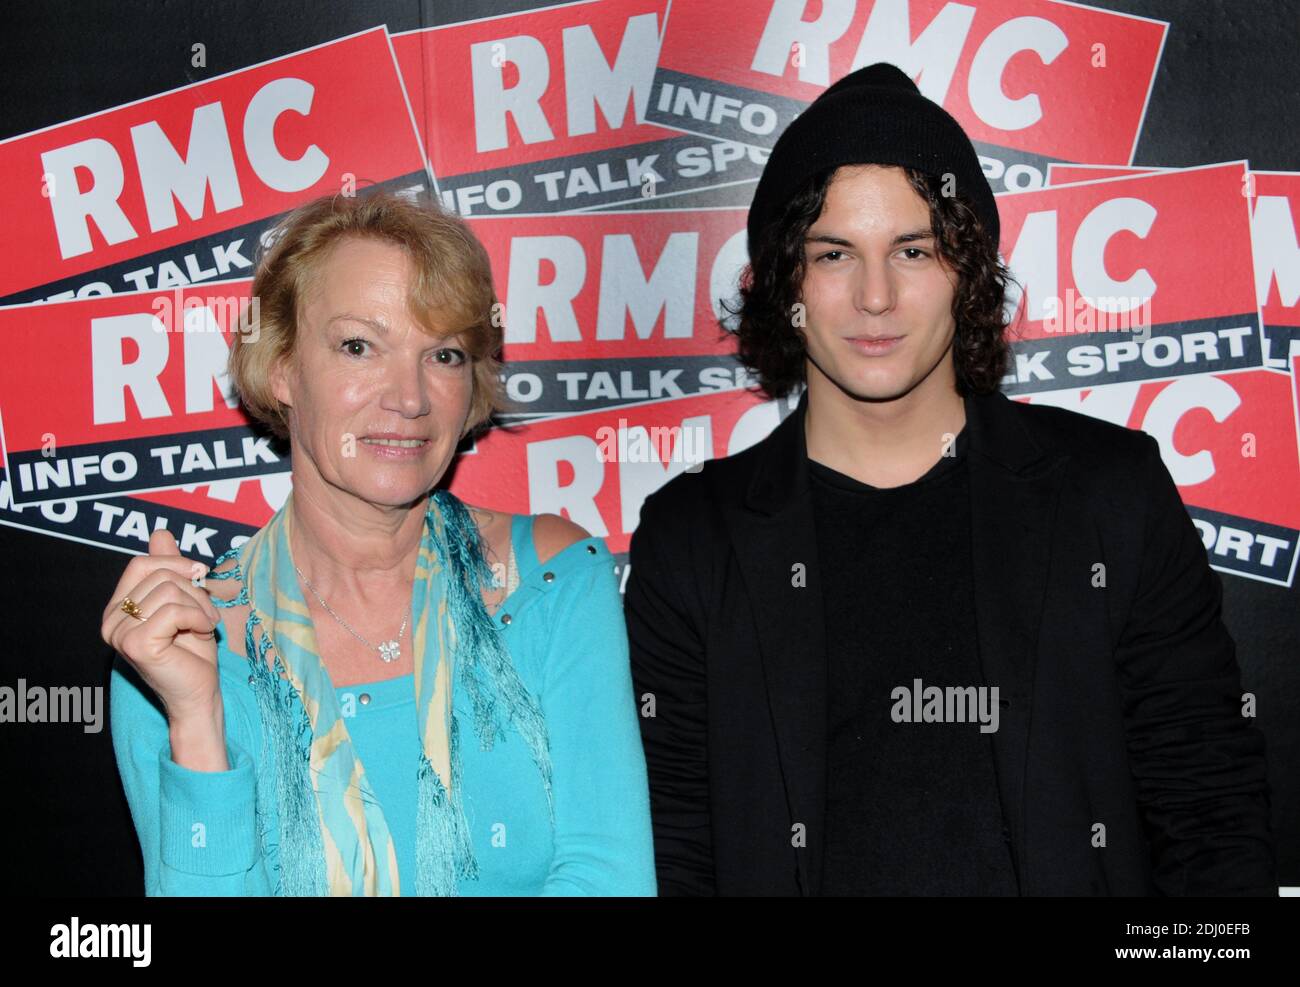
[808,425,1019,895]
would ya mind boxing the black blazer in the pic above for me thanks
[624,387,1276,895]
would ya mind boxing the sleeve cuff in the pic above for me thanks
[158,740,258,876]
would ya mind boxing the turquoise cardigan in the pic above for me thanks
[110,513,657,896]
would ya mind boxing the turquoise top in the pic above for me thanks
[109,513,657,896]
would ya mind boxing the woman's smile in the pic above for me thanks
[360,433,431,458]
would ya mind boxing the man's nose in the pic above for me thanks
[853,260,896,315]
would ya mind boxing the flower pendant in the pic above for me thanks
[378,640,401,663]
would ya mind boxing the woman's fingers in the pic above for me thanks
[137,568,221,623]
[119,597,218,658]
[101,536,227,720]
[104,573,220,655]
[101,557,213,640]
[148,527,182,557]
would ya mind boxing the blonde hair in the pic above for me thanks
[230,188,504,440]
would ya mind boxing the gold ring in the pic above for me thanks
[119,596,145,621]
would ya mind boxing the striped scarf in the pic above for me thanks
[207,489,553,895]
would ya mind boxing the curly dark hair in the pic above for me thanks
[723,165,1017,400]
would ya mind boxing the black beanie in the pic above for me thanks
[746,62,1000,259]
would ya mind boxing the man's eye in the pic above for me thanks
[341,337,369,356]
[900,247,930,260]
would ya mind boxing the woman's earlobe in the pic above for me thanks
[269,360,292,407]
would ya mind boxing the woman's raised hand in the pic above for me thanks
[102,528,225,730]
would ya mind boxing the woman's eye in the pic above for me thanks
[341,337,369,356]
[816,250,845,264]
[433,348,467,366]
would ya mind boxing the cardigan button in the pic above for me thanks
[542,571,555,582]
[500,613,512,625]
[585,544,597,554]
[247,675,255,686]
[359,693,371,705]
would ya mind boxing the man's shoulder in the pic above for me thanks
[997,394,1155,472]
[640,419,776,517]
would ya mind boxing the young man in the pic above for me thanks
[623,63,1275,896]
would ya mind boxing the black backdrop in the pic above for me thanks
[2,0,1297,894]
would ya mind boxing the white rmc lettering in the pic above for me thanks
[41,77,329,260]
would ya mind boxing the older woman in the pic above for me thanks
[102,189,656,896]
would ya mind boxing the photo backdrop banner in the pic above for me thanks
[1,0,1296,893]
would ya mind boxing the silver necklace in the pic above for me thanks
[294,564,408,663]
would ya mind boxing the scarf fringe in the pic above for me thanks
[433,491,556,827]
[249,617,329,896]
[210,549,328,897]
[415,714,478,895]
